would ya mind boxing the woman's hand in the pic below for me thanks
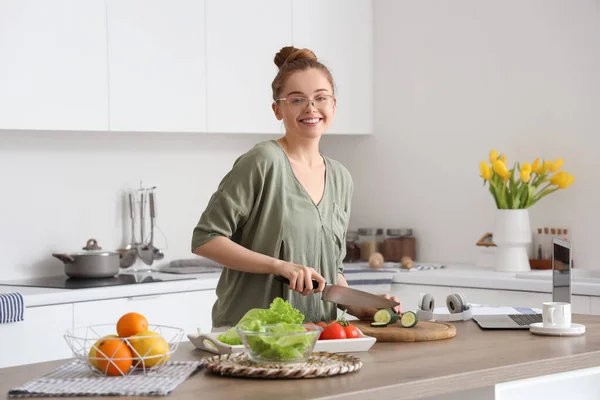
[355,294,402,321]
[336,274,402,320]
[276,262,327,296]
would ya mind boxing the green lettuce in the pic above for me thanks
[244,322,315,361]
[218,297,305,345]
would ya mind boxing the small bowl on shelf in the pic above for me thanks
[236,323,323,364]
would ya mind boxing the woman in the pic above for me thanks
[191,46,401,330]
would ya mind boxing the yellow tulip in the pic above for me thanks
[521,162,532,173]
[565,174,575,188]
[532,158,542,174]
[489,149,499,163]
[550,171,575,189]
[550,171,562,185]
[500,155,507,165]
[543,160,552,173]
[520,169,531,183]
[493,160,510,179]
[550,158,564,172]
[480,161,492,180]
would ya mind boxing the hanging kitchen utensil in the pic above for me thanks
[149,190,164,260]
[137,192,154,265]
[118,192,138,268]
[52,239,120,279]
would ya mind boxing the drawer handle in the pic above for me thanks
[126,295,162,301]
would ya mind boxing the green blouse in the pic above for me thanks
[191,140,353,328]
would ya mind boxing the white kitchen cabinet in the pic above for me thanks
[106,0,206,132]
[205,0,292,134]
[450,287,592,315]
[389,284,453,312]
[496,366,600,400]
[292,0,374,135]
[591,297,600,315]
[0,0,108,131]
[73,290,217,340]
[0,303,73,368]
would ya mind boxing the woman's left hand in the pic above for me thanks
[355,294,402,321]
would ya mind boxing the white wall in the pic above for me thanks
[0,131,278,280]
[326,0,600,268]
[0,131,359,281]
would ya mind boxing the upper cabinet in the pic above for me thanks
[205,0,292,134]
[0,0,373,134]
[293,0,374,135]
[0,0,108,131]
[106,0,206,132]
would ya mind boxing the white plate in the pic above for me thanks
[529,322,586,336]
[188,329,376,355]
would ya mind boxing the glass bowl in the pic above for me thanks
[236,323,323,364]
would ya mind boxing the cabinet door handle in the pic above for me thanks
[126,295,162,301]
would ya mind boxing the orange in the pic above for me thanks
[88,335,118,369]
[95,337,133,376]
[116,312,149,338]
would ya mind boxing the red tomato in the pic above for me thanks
[343,324,359,339]
[304,322,316,331]
[319,322,347,340]
[317,322,327,328]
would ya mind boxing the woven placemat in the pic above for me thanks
[7,360,204,397]
[203,352,362,379]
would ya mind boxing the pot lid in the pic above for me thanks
[68,239,118,256]
[68,249,117,256]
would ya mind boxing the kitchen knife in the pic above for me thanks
[274,276,400,309]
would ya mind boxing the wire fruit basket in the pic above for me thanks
[64,324,184,377]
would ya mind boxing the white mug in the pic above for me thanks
[542,302,571,329]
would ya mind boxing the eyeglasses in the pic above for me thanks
[274,94,335,112]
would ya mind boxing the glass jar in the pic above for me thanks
[358,228,377,261]
[375,228,385,253]
[344,231,361,263]
[382,228,415,262]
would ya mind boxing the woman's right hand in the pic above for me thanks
[276,262,327,296]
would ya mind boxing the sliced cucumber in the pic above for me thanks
[373,308,399,325]
[370,322,389,327]
[400,311,418,328]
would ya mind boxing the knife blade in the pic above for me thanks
[274,276,400,309]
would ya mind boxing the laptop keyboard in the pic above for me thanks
[508,313,543,326]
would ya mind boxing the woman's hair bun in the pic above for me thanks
[274,46,317,68]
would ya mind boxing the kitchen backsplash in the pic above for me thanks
[0,131,282,280]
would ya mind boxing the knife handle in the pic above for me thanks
[275,275,321,289]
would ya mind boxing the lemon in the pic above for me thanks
[128,331,170,368]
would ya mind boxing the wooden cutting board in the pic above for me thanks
[352,320,456,342]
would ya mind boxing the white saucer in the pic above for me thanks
[529,322,586,336]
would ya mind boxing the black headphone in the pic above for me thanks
[419,293,469,314]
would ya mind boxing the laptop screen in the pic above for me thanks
[552,239,572,304]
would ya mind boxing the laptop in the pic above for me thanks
[472,237,572,329]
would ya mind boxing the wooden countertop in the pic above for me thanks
[3,314,600,399]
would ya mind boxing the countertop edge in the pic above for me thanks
[0,274,221,307]
[391,272,600,297]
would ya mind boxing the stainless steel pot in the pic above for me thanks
[52,238,120,278]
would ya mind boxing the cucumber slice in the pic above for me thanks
[370,322,389,327]
[400,311,418,328]
[374,308,399,325]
